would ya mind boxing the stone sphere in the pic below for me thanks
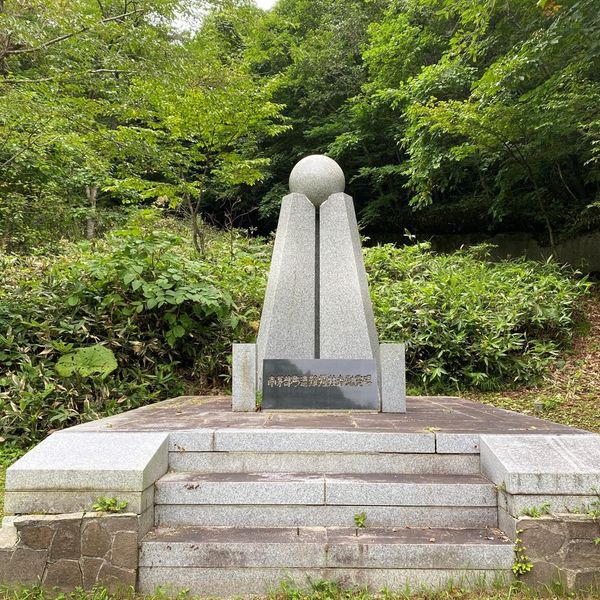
[289,155,345,207]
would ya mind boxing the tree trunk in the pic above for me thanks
[86,185,98,239]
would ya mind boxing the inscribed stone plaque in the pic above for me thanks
[262,359,379,410]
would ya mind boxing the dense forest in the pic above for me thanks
[1,0,599,253]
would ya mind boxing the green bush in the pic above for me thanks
[0,214,589,449]
[366,242,590,393]
[0,211,269,447]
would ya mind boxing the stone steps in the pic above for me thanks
[169,451,480,475]
[156,503,499,529]
[149,429,508,594]
[156,472,496,506]
[138,526,513,596]
[155,472,498,529]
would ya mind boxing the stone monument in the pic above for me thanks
[232,155,405,412]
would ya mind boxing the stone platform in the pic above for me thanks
[68,394,585,436]
[3,395,600,596]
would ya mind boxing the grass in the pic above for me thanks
[0,581,600,600]
[467,286,600,433]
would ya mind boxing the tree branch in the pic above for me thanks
[4,9,144,56]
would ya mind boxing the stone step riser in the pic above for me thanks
[140,541,513,570]
[138,567,512,596]
[156,505,499,529]
[168,429,436,454]
[155,479,497,507]
[168,452,481,475]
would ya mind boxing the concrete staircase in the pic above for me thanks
[139,430,514,596]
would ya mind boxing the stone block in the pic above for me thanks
[5,547,47,585]
[571,570,600,590]
[6,431,169,493]
[4,486,153,515]
[139,567,511,597]
[140,527,328,568]
[169,430,214,452]
[380,343,406,413]
[17,524,54,550]
[502,492,599,516]
[520,560,563,588]
[0,518,18,549]
[97,562,137,591]
[565,515,600,539]
[49,520,81,560]
[138,506,155,538]
[81,520,111,558]
[156,472,325,505]
[95,513,139,534]
[480,434,600,494]
[214,428,434,453]
[497,507,517,540]
[436,433,481,454]
[156,504,498,530]
[232,343,257,412]
[319,193,379,361]
[111,531,139,570]
[256,193,316,384]
[169,450,480,475]
[325,530,513,570]
[519,517,567,557]
[563,539,600,569]
[43,559,82,591]
[81,556,104,590]
[324,474,497,507]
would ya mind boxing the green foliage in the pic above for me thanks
[366,242,589,393]
[0,218,588,448]
[92,496,128,513]
[512,530,534,577]
[353,512,368,528]
[248,0,600,241]
[55,346,118,379]
[520,502,552,518]
[0,212,269,448]
[583,487,600,518]
[0,0,286,254]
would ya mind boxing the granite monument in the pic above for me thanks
[232,155,406,411]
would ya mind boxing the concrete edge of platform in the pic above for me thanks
[5,431,169,517]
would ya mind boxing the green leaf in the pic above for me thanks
[55,345,118,378]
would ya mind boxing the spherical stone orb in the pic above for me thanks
[289,155,345,207]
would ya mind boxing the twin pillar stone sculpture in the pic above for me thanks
[233,155,406,413]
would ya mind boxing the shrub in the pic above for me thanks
[0,215,589,448]
[0,211,269,447]
[366,242,590,392]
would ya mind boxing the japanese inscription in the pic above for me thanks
[262,359,379,410]
[267,374,373,388]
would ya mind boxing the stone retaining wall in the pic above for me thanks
[518,514,600,591]
[0,512,138,593]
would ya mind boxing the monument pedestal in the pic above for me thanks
[6,395,599,595]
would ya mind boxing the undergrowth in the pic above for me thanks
[0,212,590,449]
[1,580,600,600]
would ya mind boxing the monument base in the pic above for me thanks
[3,396,599,596]
[232,342,407,413]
